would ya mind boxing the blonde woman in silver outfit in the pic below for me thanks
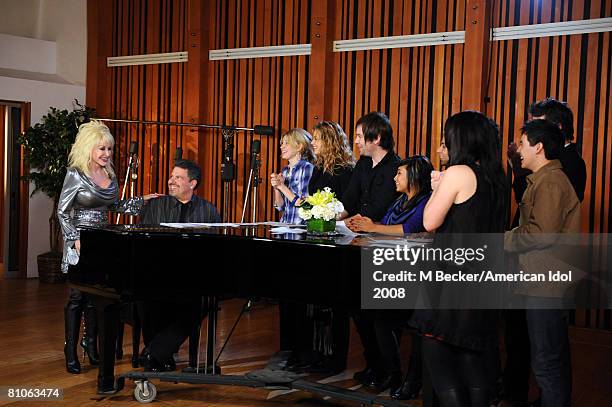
[57,120,159,378]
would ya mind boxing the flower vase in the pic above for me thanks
[306,218,336,234]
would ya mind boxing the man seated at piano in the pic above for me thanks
[138,159,221,372]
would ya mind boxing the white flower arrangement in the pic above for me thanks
[297,187,344,222]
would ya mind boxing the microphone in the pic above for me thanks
[254,125,274,136]
[129,141,138,155]
[250,140,261,170]
[250,140,261,154]
[174,147,183,160]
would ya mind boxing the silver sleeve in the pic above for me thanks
[57,168,80,241]
[112,196,145,215]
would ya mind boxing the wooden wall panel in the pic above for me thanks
[489,0,612,236]
[331,0,467,168]
[204,0,312,222]
[89,0,191,200]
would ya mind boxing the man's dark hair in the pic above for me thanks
[529,98,574,142]
[174,159,202,188]
[355,111,395,151]
[521,119,564,160]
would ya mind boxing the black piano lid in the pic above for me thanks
[77,223,429,249]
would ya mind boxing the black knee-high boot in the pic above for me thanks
[81,299,100,365]
[64,289,83,374]
[392,333,423,400]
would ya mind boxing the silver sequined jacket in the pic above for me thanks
[57,167,144,272]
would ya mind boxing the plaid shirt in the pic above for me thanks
[276,159,314,224]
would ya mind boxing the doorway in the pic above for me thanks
[0,101,30,279]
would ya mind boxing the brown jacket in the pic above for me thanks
[505,160,582,297]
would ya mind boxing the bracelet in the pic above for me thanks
[290,195,300,205]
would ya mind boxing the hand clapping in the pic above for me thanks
[431,170,443,191]
[270,173,285,189]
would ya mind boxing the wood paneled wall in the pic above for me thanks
[204,0,312,222]
[87,0,193,197]
[488,0,612,235]
[331,0,466,166]
[87,0,611,328]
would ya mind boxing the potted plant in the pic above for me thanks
[17,100,95,283]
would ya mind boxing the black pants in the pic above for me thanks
[279,302,310,357]
[502,309,531,403]
[142,298,206,364]
[353,310,406,375]
[280,303,349,370]
[422,336,499,407]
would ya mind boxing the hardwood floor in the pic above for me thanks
[0,279,418,407]
[0,279,610,406]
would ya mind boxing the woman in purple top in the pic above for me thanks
[348,155,432,235]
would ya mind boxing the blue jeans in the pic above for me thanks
[525,308,572,407]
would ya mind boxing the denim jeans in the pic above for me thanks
[525,308,572,407]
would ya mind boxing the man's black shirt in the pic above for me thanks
[341,152,401,222]
[558,143,586,202]
[140,194,221,224]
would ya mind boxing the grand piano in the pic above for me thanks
[68,224,414,406]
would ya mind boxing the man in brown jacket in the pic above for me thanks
[504,119,580,407]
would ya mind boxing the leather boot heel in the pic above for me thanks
[80,337,100,366]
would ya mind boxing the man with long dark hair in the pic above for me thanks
[341,112,403,392]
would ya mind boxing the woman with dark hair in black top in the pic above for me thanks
[411,111,508,407]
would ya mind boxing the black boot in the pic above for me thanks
[392,335,422,400]
[81,301,100,366]
[64,296,82,374]
[391,371,422,400]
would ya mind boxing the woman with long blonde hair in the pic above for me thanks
[58,120,159,393]
[308,121,355,197]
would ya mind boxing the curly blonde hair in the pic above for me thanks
[68,120,116,178]
[312,121,355,174]
[281,128,314,163]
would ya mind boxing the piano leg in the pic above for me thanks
[95,297,124,394]
[205,296,219,374]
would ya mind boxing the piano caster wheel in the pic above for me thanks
[134,380,157,404]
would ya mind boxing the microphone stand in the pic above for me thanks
[240,143,261,223]
[221,129,237,223]
[116,143,139,224]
